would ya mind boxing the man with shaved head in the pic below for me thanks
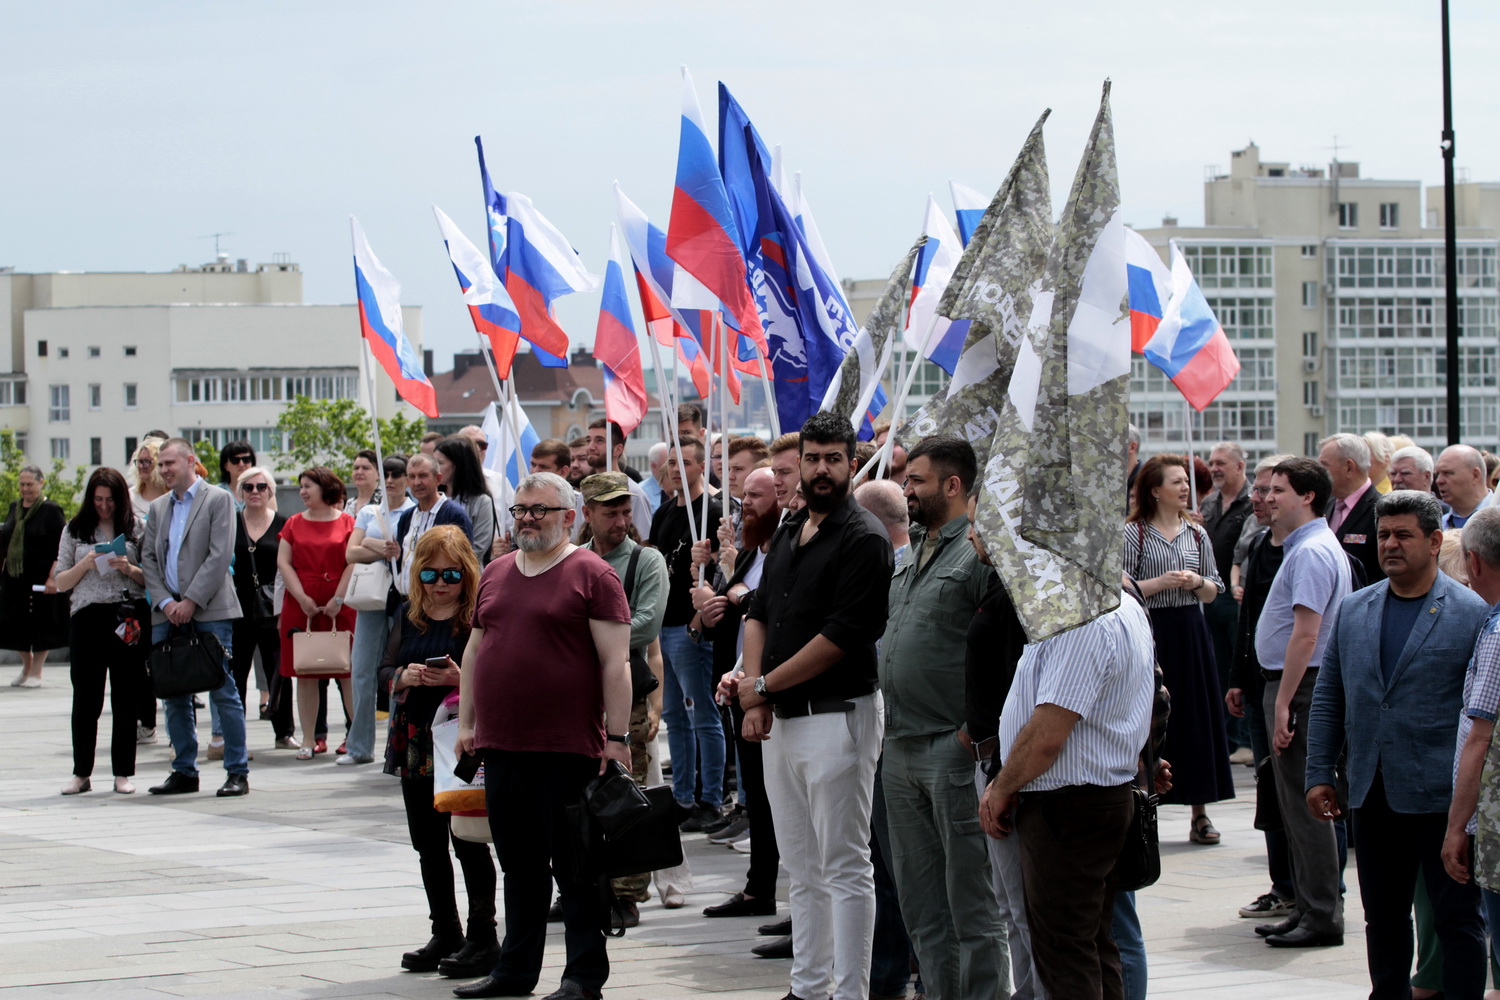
[855,479,911,565]
[1437,445,1494,530]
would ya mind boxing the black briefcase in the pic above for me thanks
[149,626,227,699]
[600,785,689,879]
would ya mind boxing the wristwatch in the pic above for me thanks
[606,732,632,747]
[753,675,771,699]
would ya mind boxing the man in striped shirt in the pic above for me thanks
[979,592,1156,999]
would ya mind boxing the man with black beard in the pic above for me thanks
[734,412,894,1000]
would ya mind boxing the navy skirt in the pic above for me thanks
[1149,603,1236,806]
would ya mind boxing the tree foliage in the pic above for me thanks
[0,430,88,519]
[272,396,427,482]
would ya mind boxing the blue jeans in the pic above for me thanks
[658,625,724,808]
[156,619,247,777]
[1112,891,1146,1000]
[346,609,389,760]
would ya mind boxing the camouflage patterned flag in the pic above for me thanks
[821,236,925,434]
[898,111,1053,467]
[974,81,1131,641]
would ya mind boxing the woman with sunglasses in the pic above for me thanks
[128,439,168,522]
[53,467,149,794]
[383,525,497,978]
[277,466,357,759]
[342,456,415,766]
[218,441,256,494]
[233,466,292,746]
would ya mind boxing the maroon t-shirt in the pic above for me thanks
[471,547,630,757]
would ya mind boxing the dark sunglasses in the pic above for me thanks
[226,455,254,465]
[242,482,271,493]
[418,568,464,585]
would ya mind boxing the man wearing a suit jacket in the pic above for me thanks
[1319,433,1383,588]
[141,438,248,797]
[1306,489,1489,995]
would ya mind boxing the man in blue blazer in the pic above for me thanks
[1306,489,1489,997]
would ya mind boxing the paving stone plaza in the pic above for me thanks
[0,676,1374,998]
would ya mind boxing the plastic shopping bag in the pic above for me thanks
[431,716,487,813]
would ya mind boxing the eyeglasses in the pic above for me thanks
[508,504,568,521]
[226,455,254,465]
[418,568,464,585]
[242,482,271,493]
[135,459,155,468]
[1251,486,1272,497]
[476,441,488,451]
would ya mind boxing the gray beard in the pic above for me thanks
[516,521,566,553]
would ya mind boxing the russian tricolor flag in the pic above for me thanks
[350,217,438,419]
[433,205,523,379]
[475,137,598,367]
[665,68,767,369]
[595,226,650,437]
[905,195,965,375]
[1143,241,1241,411]
[1125,227,1171,353]
[949,181,988,248]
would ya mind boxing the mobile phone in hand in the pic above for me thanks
[454,751,481,783]
[425,656,450,671]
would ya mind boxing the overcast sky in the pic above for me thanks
[3,1,1496,367]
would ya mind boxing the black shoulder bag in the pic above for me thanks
[621,547,658,701]
[1115,580,1167,892]
[149,623,228,699]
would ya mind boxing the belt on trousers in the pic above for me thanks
[771,697,855,720]
[959,734,999,763]
[1019,781,1134,801]
[1260,667,1319,682]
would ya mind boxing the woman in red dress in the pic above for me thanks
[277,467,356,760]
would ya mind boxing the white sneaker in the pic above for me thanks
[661,887,685,908]
[730,833,752,853]
[136,726,158,745]
[1229,747,1255,766]
[335,754,375,766]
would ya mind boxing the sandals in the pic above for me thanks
[295,746,315,760]
[1190,814,1221,845]
[61,777,91,795]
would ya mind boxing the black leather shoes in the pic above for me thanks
[1253,915,1299,938]
[540,981,600,1000]
[759,916,792,936]
[453,976,534,998]
[148,772,199,795]
[704,891,777,918]
[439,940,502,978]
[610,902,640,930]
[1265,926,1343,948]
[752,935,793,959]
[403,932,465,972]
[679,803,725,833]
[217,774,249,797]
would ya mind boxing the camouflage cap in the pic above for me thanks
[580,471,632,504]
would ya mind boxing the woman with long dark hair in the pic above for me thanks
[384,525,496,977]
[0,465,69,686]
[433,436,495,567]
[1126,454,1235,844]
[218,440,256,489]
[52,468,150,794]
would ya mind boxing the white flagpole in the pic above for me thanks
[357,343,397,581]
[605,420,613,473]
[756,342,781,438]
[853,310,939,487]
[474,334,520,534]
[1184,399,1198,511]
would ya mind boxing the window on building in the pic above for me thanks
[15,432,28,458]
[50,438,70,461]
[88,384,101,410]
[1302,331,1318,359]
[124,436,137,464]
[1302,281,1318,308]
[1338,202,1358,229]
[58,347,69,359]
[124,383,138,409]
[0,382,24,406]
[1178,244,1274,290]
[1304,381,1320,407]
[48,384,69,423]
[37,341,47,358]
[124,346,137,357]
[173,371,359,405]
[89,438,101,467]
[1304,433,1321,457]
[1301,245,1318,258]
[1379,203,1399,229]
[88,346,101,358]
[180,427,287,453]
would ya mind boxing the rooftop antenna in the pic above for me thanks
[197,232,235,256]
[1320,137,1350,212]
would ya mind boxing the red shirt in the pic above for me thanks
[471,547,630,757]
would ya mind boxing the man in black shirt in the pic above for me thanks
[648,435,725,829]
[738,412,893,1000]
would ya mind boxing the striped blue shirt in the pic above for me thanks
[999,595,1156,790]
[1458,605,1500,834]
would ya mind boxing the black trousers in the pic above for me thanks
[483,749,608,992]
[401,776,497,940]
[729,699,781,899]
[230,617,291,739]
[1016,783,1135,1000]
[69,603,149,778]
[1353,771,1485,1000]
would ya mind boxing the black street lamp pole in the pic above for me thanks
[1442,0,1461,444]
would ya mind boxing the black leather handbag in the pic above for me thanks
[621,549,658,701]
[1115,785,1161,892]
[584,761,652,839]
[149,624,227,699]
[599,784,689,879]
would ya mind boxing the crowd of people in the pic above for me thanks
[14,408,1500,1000]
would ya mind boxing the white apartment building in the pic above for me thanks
[0,256,422,470]
[1135,143,1500,459]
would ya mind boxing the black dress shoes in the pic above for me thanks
[439,940,502,978]
[703,892,777,918]
[1265,926,1343,948]
[540,981,601,1000]
[217,774,249,797]
[453,976,535,999]
[148,772,199,795]
[403,932,465,972]
[1253,915,1299,938]
[759,916,792,936]
[610,902,640,930]
[752,935,793,959]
